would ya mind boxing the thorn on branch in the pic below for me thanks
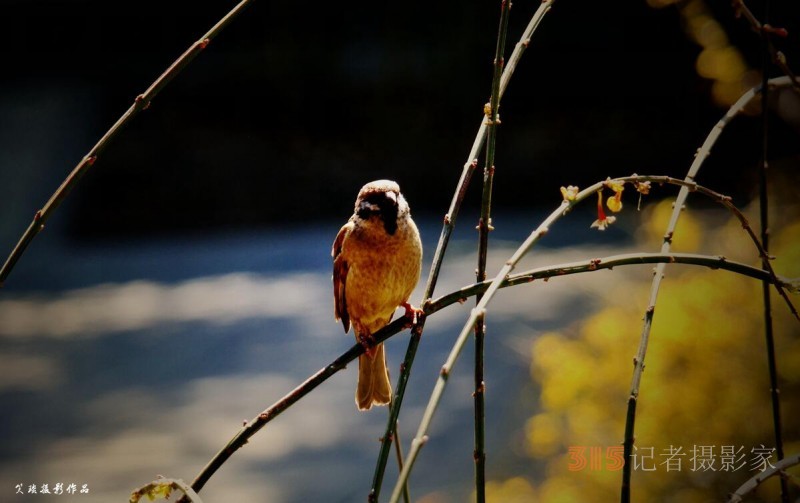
[731,0,743,18]
[762,25,788,38]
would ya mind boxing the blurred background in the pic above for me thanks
[1,0,799,501]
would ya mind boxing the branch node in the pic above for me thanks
[472,381,486,397]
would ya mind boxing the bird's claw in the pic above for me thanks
[401,302,423,327]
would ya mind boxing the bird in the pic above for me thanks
[332,180,423,411]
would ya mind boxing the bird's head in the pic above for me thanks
[354,180,410,236]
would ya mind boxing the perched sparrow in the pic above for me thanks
[332,180,423,410]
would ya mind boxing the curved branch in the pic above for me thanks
[620,76,797,502]
[726,453,800,503]
[0,0,255,287]
[183,249,778,498]
[370,2,557,500]
[389,174,799,502]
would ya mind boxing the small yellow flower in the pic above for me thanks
[560,185,579,202]
[601,178,624,213]
[607,190,623,213]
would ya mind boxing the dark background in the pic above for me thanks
[1,0,798,242]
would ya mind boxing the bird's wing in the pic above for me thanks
[332,221,352,333]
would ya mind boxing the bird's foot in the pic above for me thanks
[401,302,424,328]
[359,333,378,358]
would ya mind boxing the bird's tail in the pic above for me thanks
[356,342,392,410]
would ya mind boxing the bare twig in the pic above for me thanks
[391,174,800,503]
[732,0,800,91]
[472,1,513,500]
[619,76,796,503]
[180,247,783,501]
[0,0,255,287]
[753,2,789,499]
[727,453,800,503]
[368,1,556,499]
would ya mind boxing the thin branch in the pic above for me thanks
[181,247,782,500]
[732,0,800,91]
[619,76,796,503]
[390,174,800,503]
[727,453,800,503]
[0,0,255,287]
[473,0,513,500]
[753,2,788,499]
[368,1,556,499]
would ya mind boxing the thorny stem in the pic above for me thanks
[182,246,790,499]
[473,1,512,500]
[390,175,800,503]
[732,0,800,92]
[619,76,795,503]
[727,453,800,503]
[369,1,556,499]
[0,0,255,288]
[755,2,788,500]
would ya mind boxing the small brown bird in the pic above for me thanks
[332,180,423,410]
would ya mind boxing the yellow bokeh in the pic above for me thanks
[639,198,702,252]
[696,46,745,83]
[490,199,800,501]
[481,477,537,502]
